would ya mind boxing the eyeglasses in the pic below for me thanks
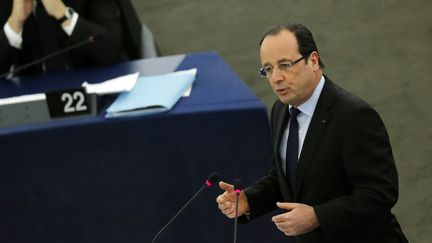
[259,56,306,77]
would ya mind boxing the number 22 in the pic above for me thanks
[61,91,88,113]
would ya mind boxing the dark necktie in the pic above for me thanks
[286,107,301,192]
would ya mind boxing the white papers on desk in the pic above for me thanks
[105,68,197,118]
[82,72,139,95]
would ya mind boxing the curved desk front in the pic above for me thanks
[0,52,289,243]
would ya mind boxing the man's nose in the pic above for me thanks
[269,68,284,84]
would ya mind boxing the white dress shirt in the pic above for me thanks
[280,75,326,174]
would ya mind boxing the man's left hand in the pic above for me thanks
[272,202,320,236]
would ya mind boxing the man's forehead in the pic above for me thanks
[260,31,298,55]
[260,31,299,64]
[262,30,297,45]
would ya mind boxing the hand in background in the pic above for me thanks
[8,0,34,33]
[272,202,320,236]
[216,181,249,218]
[40,0,66,20]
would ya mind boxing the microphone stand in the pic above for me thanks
[0,35,96,80]
[233,189,240,243]
[151,184,207,243]
[151,172,220,243]
[233,179,243,243]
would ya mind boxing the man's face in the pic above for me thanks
[260,30,320,106]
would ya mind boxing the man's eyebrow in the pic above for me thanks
[277,58,293,63]
[262,57,293,67]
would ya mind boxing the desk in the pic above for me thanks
[0,53,288,242]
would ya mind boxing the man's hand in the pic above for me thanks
[8,0,34,33]
[272,202,319,236]
[216,181,250,218]
[41,0,74,27]
[40,0,66,20]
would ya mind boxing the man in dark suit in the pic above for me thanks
[0,0,126,75]
[216,23,408,242]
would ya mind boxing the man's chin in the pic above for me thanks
[277,95,293,105]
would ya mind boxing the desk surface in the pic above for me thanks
[1,52,260,134]
[0,53,289,243]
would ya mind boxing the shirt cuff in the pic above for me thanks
[62,11,79,36]
[3,21,23,49]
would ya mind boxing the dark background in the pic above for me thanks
[132,1,432,242]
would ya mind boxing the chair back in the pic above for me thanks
[117,0,143,59]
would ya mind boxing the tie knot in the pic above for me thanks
[290,107,301,118]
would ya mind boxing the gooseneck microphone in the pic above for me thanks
[233,179,243,243]
[151,172,221,243]
[0,34,98,80]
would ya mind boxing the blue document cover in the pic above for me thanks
[105,68,197,118]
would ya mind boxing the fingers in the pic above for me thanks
[218,181,234,192]
[10,0,33,30]
[276,202,298,210]
[272,202,318,236]
[216,194,236,218]
[272,202,294,235]
[272,211,295,236]
[216,182,236,209]
[272,202,296,224]
[217,202,236,218]
[272,208,290,224]
[216,181,251,219]
[40,0,66,19]
[216,182,237,219]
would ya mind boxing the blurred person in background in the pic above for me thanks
[0,0,127,76]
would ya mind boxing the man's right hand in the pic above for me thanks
[216,181,250,218]
[8,0,34,33]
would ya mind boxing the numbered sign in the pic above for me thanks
[45,87,91,118]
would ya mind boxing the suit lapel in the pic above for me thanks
[274,104,289,158]
[295,79,334,198]
[273,102,294,199]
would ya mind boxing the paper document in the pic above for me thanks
[105,68,197,118]
[82,72,139,95]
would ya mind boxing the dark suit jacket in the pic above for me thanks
[244,77,408,243]
[0,0,126,75]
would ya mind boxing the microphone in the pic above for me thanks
[151,172,221,243]
[0,34,99,80]
[233,179,243,243]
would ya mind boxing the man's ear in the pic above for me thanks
[309,51,320,70]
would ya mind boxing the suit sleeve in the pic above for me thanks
[243,166,282,220]
[0,29,18,74]
[314,105,399,235]
[68,0,125,65]
[243,101,284,220]
[0,2,20,75]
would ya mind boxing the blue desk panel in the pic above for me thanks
[0,53,289,242]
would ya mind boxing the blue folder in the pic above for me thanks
[105,68,197,117]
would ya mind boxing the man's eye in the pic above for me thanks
[264,66,274,73]
[278,63,292,70]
